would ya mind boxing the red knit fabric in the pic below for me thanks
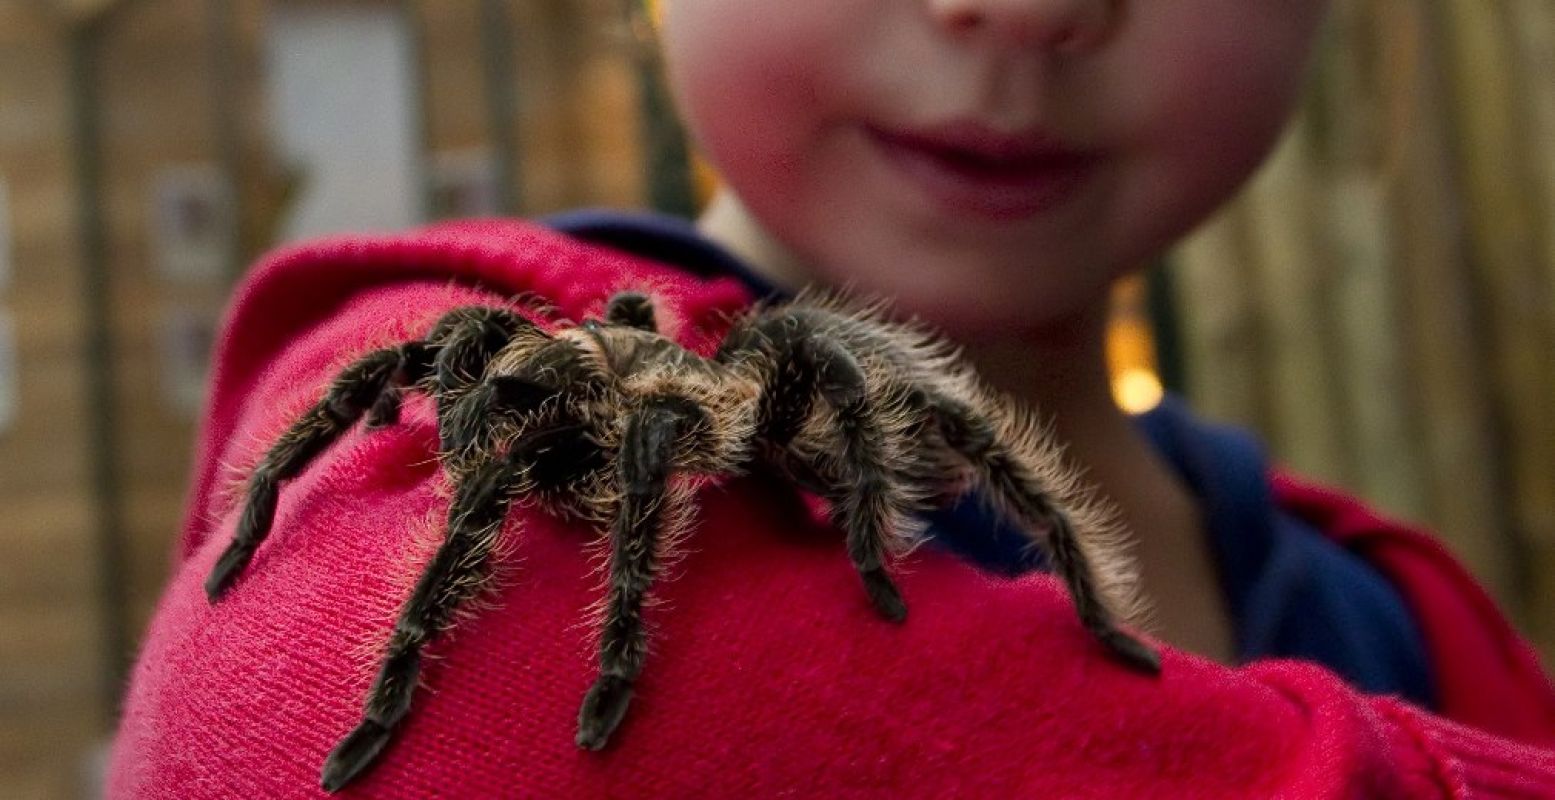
[1273,472,1555,746]
[110,219,1555,798]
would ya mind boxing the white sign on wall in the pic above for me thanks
[265,3,420,241]
[149,164,235,283]
[157,304,218,417]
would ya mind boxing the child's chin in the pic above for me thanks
[889,295,1045,343]
[874,280,1094,344]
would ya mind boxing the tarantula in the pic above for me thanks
[203,290,1160,793]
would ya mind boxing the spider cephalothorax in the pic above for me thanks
[204,290,1160,793]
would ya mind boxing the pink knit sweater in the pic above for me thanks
[109,219,1555,798]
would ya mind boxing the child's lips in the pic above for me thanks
[866,123,1099,222]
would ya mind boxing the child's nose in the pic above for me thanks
[927,0,1116,53]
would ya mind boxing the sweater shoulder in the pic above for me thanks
[177,219,754,558]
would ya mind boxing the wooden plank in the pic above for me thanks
[1323,173,1428,520]
[1505,0,1555,647]
[0,490,95,605]
[0,603,102,711]
[419,0,487,150]
[1171,207,1267,430]
[0,769,77,800]
[1506,0,1555,407]
[7,287,88,353]
[0,9,75,360]
[49,0,136,29]
[0,711,103,787]
[577,53,646,207]
[1312,0,1428,522]
[1241,120,1352,484]
[0,6,58,43]
[0,356,92,495]
[1434,0,1555,625]
[1380,0,1515,603]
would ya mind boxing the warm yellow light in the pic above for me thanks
[1113,368,1165,414]
[1106,275,1165,414]
[692,152,720,208]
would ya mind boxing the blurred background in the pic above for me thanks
[0,0,1551,796]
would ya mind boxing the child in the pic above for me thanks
[110,0,1555,796]
[561,0,1548,719]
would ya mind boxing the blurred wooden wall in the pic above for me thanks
[1173,0,1555,659]
[0,6,99,798]
[0,1,643,797]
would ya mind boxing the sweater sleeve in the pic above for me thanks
[1375,700,1555,797]
[111,222,1555,799]
[1273,472,1555,745]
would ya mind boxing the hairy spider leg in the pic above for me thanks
[205,342,422,601]
[362,342,436,429]
[204,306,539,602]
[717,313,911,623]
[604,290,658,332]
[927,395,1161,675]
[802,334,911,622]
[427,306,545,455]
[576,395,708,751]
[320,420,600,793]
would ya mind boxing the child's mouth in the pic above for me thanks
[866,123,1098,222]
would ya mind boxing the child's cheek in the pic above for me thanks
[1109,6,1324,256]
[661,1,835,185]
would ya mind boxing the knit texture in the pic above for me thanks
[110,219,1555,798]
[1274,472,1555,744]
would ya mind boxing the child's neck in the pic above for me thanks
[697,193,1235,662]
[697,192,815,290]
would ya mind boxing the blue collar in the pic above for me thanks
[543,208,783,297]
